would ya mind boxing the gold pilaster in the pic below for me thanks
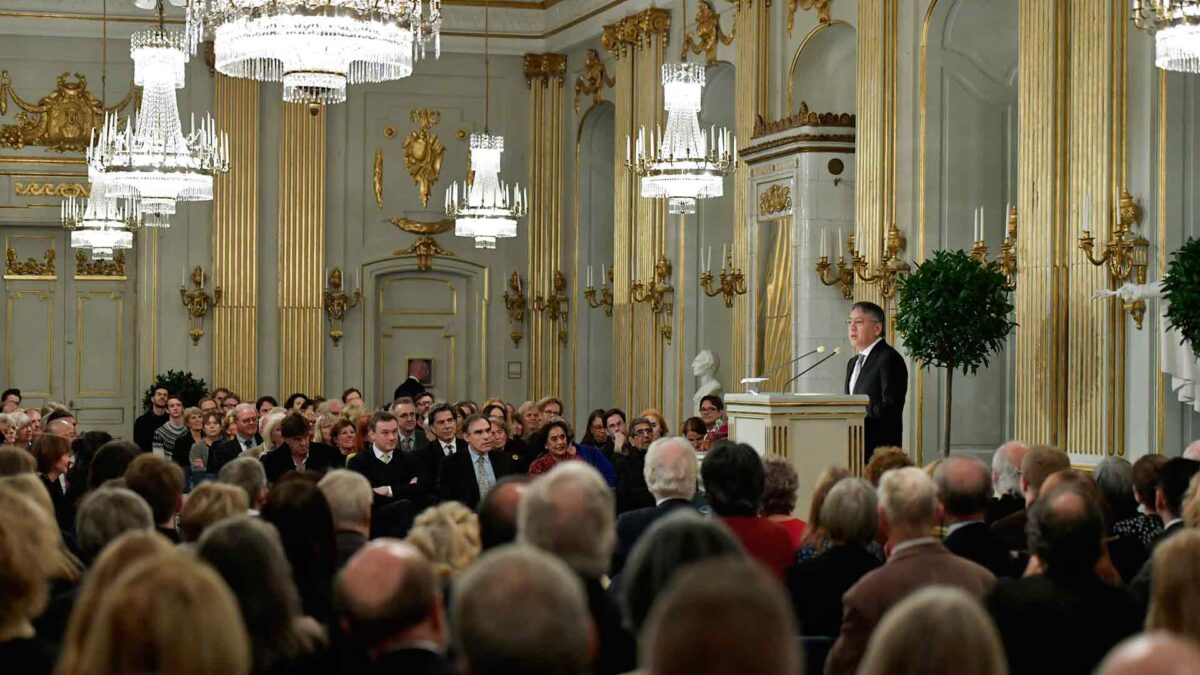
[525,53,566,402]
[212,74,259,398]
[277,103,326,396]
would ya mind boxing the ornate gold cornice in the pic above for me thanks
[14,181,89,197]
[682,0,735,65]
[523,53,568,86]
[574,48,615,112]
[0,71,134,152]
[753,102,856,137]
[601,7,671,58]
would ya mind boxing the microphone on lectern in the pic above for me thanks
[780,347,842,390]
[740,346,825,393]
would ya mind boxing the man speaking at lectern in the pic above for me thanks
[845,301,907,461]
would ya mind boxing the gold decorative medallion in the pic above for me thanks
[75,250,125,278]
[403,109,444,208]
[681,0,735,66]
[758,184,793,216]
[574,49,616,112]
[5,246,56,278]
[14,181,89,197]
[0,71,133,152]
[389,217,456,271]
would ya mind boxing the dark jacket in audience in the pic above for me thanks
[132,408,168,455]
[583,576,637,675]
[347,445,430,506]
[614,448,654,514]
[334,529,368,569]
[990,507,1028,554]
[986,493,1024,524]
[209,434,263,476]
[825,540,995,675]
[366,646,454,675]
[611,497,696,574]
[986,573,1141,675]
[1129,519,1185,605]
[436,448,516,510]
[262,442,344,484]
[786,543,881,637]
[943,521,1015,578]
[0,637,56,675]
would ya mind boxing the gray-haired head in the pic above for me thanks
[821,477,879,546]
[1093,456,1134,512]
[643,437,698,501]
[518,462,614,579]
[218,456,267,509]
[318,469,373,529]
[75,486,154,564]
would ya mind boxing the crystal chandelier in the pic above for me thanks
[62,182,139,261]
[186,0,442,107]
[627,63,735,215]
[443,0,525,249]
[89,3,228,227]
[1133,0,1200,73]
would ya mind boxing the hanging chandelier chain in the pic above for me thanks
[484,0,491,133]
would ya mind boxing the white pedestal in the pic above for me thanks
[726,392,869,516]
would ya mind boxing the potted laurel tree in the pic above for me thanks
[1163,237,1200,353]
[141,370,208,410]
[894,249,1016,454]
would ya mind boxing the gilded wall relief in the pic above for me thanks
[403,109,445,208]
[14,181,89,197]
[0,71,133,152]
[787,0,833,35]
[758,184,793,216]
[601,7,671,57]
[574,49,616,112]
[681,0,735,66]
[75,250,125,278]
[373,148,384,208]
[5,246,56,277]
[389,217,455,271]
[523,53,567,86]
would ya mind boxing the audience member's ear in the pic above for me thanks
[877,505,890,540]
[1155,487,1167,516]
[934,501,945,525]
[174,493,184,515]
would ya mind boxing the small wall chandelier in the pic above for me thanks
[1132,0,1200,73]
[62,182,139,261]
[89,2,228,228]
[186,0,442,108]
[627,62,735,215]
[443,0,526,249]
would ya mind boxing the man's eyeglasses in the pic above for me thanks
[632,428,652,437]
[845,318,879,327]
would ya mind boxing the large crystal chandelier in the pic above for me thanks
[627,63,735,215]
[186,0,442,107]
[1133,0,1200,73]
[443,0,525,249]
[62,182,139,261]
[89,3,228,227]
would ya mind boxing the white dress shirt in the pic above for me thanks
[849,337,883,394]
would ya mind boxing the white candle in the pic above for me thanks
[980,206,985,242]
[821,228,828,257]
[587,265,593,286]
[838,228,843,257]
[1083,202,1090,235]
[722,244,727,268]
[601,264,607,284]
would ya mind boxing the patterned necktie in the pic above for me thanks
[851,354,867,392]
[476,455,491,499]
[380,451,392,464]
[402,437,413,453]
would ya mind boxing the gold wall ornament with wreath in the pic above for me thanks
[403,109,445,208]
[0,71,133,152]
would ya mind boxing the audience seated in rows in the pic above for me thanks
[612,436,698,573]
[936,455,1015,577]
[990,445,1071,555]
[859,586,1007,675]
[700,441,793,578]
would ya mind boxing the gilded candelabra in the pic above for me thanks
[179,265,222,346]
[849,222,912,300]
[1079,189,1149,329]
[584,264,614,317]
[699,246,747,308]
[322,268,362,345]
[503,272,527,347]
[532,270,569,346]
[631,255,675,342]
[815,229,856,299]
[969,205,1020,288]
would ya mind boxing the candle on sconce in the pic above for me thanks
[1083,201,1090,236]
[838,228,843,257]
[587,265,593,287]
[821,228,827,257]
[980,206,985,244]
[722,243,727,268]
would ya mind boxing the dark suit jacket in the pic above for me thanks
[986,573,1141,675]
[347,445,430,505]
[424,438,466,495]
[986,493,1024,525]
[786,543,882,637]
[208,435,262,476]
[844,339,907,458]
[825,541,995,675]
[612,498,696,573]
[261,442,345,484]
[614,448,654,514]
[436,447,516,510]
[584,576,637,675]
[1129,519,1185,606]
[393,376,426,402]
[367,647,454,675]
[943,521,1016,578]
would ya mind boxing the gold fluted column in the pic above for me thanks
[604,8,670,412]
[212,74,259,398]
[277,103,326,396]
[524,53,567,401]
[1014,0,1066,446]
[853,0,897,308]
[732,0,770,382]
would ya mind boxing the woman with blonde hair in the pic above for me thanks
[405,501,481,582]
[65,551,251,675]
[796,466,851,561]
[312,412,339,445]
[55,532,173,675]
[178,482,250,542]
[639,408,670,441]
[1146,529,1200,643]
[0,487,59,674]
[858,586,1008,675]
[247,411,287,460]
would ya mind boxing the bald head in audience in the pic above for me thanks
[936,455,992,524]
[518,462,615,579]
[336,539,446,659]
[1097,633,1200,675]
[478,475,531,551]
[642,557,799,675]
[452,545,593,675]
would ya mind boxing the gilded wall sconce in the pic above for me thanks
[968,205,1020,288]
[631,255,675,342]
[584,264,614,317]
[1079,188,1149,329]
[849,221,911,301]
[533,270,569,346]
[322,267,363,345]
[699,245,747,308]
[815,228,855,299]
[504,272,527,347]
[180,265,222,346]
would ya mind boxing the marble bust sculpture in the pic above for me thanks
[692,350,723,414]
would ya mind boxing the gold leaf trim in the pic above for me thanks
[14,181,89,197]
[758,184,793,216]
[523,53,568,86]
[601,7,671,57]
[74,249,125,277]
[574,48,616,112]
[0,71,134,152]
[753,101,856,137]
[5,246,55,277]
[681,0,735,66]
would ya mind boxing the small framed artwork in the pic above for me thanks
[507,361,522,380]
[407,357,434,385]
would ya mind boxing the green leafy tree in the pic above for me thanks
[1163,238,1200,351]
[141,370,208,411]
[894,250,1016,454]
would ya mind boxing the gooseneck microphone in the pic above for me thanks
[780,347,842,389]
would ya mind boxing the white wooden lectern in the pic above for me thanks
[725,393,869,516]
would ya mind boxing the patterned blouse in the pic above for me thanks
[528,451,580,476]
[1112,513,1163,550]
